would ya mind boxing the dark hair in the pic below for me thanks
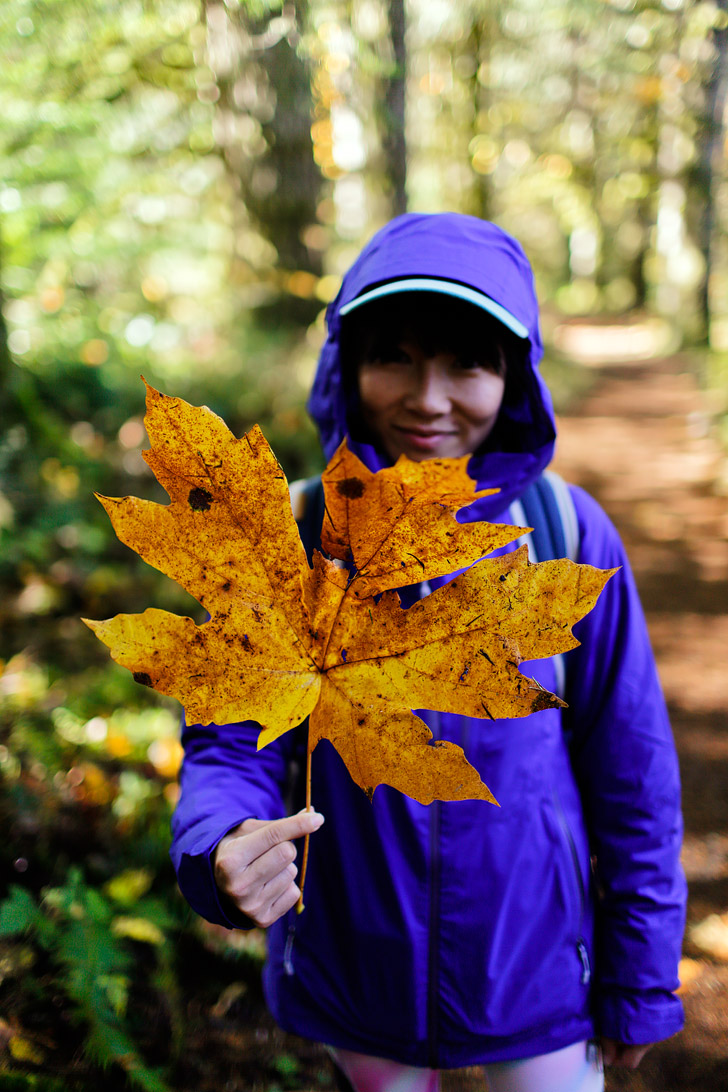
[339,291,521,379]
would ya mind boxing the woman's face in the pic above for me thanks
[357,327,506,462]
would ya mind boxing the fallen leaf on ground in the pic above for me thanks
[677,957,706,993]
[85,383,615,805]
[690,914,728,962]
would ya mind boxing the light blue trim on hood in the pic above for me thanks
[338,276,530,339]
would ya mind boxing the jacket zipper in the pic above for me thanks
[552,787,591,985]
[427,711,441,1069]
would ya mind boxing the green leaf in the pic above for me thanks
[0,884,39,935]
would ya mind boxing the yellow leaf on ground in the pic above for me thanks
[111,916,165,946]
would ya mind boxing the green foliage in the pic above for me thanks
[0,886,40,936]
[0,871,171,1091]
[0,627,193,1086]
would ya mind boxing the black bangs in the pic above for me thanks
[338,291,523,379]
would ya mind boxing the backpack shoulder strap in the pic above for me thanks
[510,471,579,564]
[289,474,325,562]
[509,472,580,700]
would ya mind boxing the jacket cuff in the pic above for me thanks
[596,988,685,1045]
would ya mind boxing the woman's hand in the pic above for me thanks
[600,1038,653,1068]
[213,808,324,928]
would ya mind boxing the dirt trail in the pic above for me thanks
[552,352,728,1091]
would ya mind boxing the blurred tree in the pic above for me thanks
[694,0,728,340]
[383,0,408,214]
[204,0,325,326]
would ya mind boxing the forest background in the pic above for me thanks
[0,0,727,1089]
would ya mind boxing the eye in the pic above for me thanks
[371,341,412,365]
[453,357,490,372]
[454,354,505,376]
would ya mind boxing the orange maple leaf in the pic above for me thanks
[84,383,615,808]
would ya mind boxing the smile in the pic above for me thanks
[393,427,457,450]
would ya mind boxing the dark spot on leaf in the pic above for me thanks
[188,487,213,511]
[133,672,153,687]
[241,634,252,651]
[341,648,348,663]
[222,581,231,591]
[336,476,365,499]
[357,718,364,725]
[499,574,507,582]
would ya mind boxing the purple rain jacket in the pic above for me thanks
[170,213,686,1067]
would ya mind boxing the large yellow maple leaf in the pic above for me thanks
[85,383,615,807]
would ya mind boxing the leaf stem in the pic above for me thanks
[295,737,313,914]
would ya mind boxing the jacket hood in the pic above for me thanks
[307,212,556,519]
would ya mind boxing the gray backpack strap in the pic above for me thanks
[543,470,580,563]
[508,472,580,699]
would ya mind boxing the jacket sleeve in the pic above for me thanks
[169,716,300,928]
[563,485,686,1045]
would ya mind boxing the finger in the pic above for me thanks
[240,817,275,833]
[225,836,304,897]
[214,831,292,893]
[241,809,324,863]
[240,873,301,929]
[243,807,324,834]
[265,881,302,924]
[256,862,298,908]
[240,838,299,891]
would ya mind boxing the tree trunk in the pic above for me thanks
[205,0,323,326]
[251,17,323,279]
[383,0,407,216]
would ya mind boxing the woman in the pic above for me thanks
[171,213,686,1092]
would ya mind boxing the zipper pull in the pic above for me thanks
[284,923,296,975]
[577,939,591,985]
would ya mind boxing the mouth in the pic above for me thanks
[392,426,457,451]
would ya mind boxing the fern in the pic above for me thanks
[0,872,171,1092]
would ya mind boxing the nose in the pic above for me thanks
[405,361,451,416]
